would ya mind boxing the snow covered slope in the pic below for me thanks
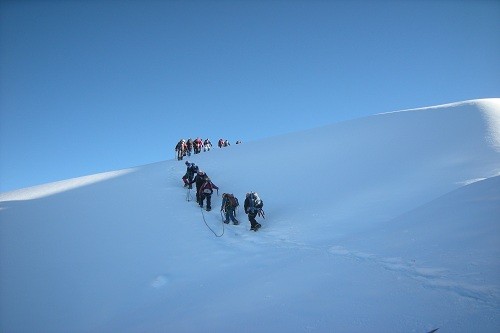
[1,98,499,332]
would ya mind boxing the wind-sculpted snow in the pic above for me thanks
[1,99,499,332]
[331,175,500,308]
[0,168,136,202]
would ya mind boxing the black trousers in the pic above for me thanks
[247,212,259,228]
[195,186,201,202]
[199,194,212,209]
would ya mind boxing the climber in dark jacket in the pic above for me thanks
[190,171,208,203]
[244,192,264,231]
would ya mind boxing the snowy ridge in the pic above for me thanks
[380,98,500,151]
[1,99,499,332]
[0,168,137,202]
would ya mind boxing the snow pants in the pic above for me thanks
[224,208,238,224]
[199,193,212,210]
[247,211,259,228]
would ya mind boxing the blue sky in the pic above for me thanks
[1,0,499,192]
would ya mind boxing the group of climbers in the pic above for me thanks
[182,161,217,210]
[217,139,230,148]
[175,138,241,160]
[175,138,212,160]
[216,139,242,148]
[181,161,264,231]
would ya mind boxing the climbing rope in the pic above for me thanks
[201,205,224,237]
[178,168,223,237]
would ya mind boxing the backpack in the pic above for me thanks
[201,180,215,194]
[247,192,263,212]
[224,193,239,208]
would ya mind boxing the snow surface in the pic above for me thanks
[1,98,499,332]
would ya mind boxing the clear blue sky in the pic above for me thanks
[1,0,499,192]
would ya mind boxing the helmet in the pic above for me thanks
[185,161,190,165]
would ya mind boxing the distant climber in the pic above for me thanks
[203,138,212,152]
[186,138,193,156]
[194,137,203,154]
[175,139,187,160]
